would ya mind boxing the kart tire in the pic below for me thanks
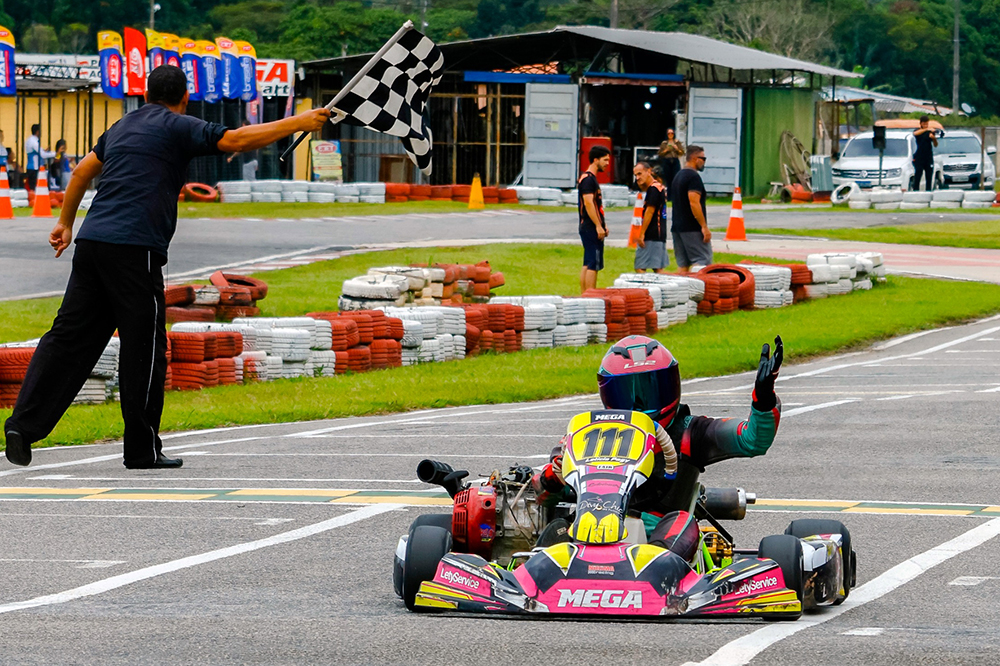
[403,525,452,612]
[409,513,453,534]
[758,534,804,620]
[784,518,853,602]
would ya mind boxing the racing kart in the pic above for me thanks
[393,409,856,620]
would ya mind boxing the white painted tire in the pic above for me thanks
[848,200,871,209]
[931,190,964,202]
[933,201,962,208]
[870,190,903,204]
[961,201,993,209]
[963,191,997,203]
[872,202,901,210]
[900,201,929,210]
[902,191,933,203]
[830,183,858,204]
[342,274,408,299]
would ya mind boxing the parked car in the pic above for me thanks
[832,129,942,191]
[935,130,997,190]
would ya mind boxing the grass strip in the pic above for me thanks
[3,271,1000,449]
[750,219,1000,250]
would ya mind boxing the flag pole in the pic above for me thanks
[280,20,415,163]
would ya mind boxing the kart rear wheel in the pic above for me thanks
[784,518,854,602]
[758,534,804,620]
[409,513,453,534]
[403,525,452,612]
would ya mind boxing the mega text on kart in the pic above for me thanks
[393,410,856,619]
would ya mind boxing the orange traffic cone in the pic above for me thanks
[724,186,746,241]
[31,167,53,218]
[468,173,485,210]
[0,167,13,219]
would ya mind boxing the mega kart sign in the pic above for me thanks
[256,59,294,97]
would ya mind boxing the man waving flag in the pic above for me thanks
[282,22,443,175]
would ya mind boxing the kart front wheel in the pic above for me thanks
[784,518,854,602]
[403,525,452,611]
[758,534,804,620]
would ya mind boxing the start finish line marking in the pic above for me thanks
[0,488,999,515]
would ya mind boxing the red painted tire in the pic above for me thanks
[182,183,219,203]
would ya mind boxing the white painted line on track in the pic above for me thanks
[841,627,885,636]
[0,559,125,569]
[780,400,858,417]
[872,328,950,350]
[679,517,1000,666]
[0,504,399,616]
[0,437,265,478]
[875,390,965,401]
[948,576,1000,586]
[0,512,300,522]
[976,385,1000,393]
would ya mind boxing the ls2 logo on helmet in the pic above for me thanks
[623,360,658,369]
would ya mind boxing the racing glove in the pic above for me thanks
[752,335,783,412]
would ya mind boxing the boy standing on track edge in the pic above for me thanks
[3,65,330,469]
[578,145,610,293]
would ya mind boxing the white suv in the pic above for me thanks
[832,129,941,191]
[936,130,997,190]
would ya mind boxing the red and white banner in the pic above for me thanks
[256,59,294,97]
[123,27,147,95]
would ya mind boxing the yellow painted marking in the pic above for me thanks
[82,493,217,501]
[414,595,458,609]
[755,499,860,508]
[226,488,356,498]
[982,506,1000,513]
[1,488,111,495]
[842,507,974,516]
[330,495,451,505]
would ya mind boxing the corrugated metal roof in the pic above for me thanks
[559,26,860,78]
[304,26,861,79]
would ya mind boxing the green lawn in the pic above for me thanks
[4,243,1000,450]
[750,219,1000,250]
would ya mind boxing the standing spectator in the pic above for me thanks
[49,140,74,192]
[578,144,610,293]
[670,145,713,273]
[632,161,669,274]
[24,124,55,191]
[912,116,938,191]
[658,129,684,199]
[0,130,7,168]
[3,65,331,469]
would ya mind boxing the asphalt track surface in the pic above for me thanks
[3,318,1000,664]
[5,206,999,300]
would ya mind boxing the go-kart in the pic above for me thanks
[393,409,856,619]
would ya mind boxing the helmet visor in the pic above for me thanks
[598,366,680,417]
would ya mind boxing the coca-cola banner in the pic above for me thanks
[97,31,124,100]
[0,26,15,96]
[123,27,146,95]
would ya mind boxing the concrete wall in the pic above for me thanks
[741,88,816,197]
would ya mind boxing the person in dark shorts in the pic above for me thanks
[912,116,938,191]
[670,145,713,273]
[578,144,610,292]
[632,161,668,273]
[3,66,331,468]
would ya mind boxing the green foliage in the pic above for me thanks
[21,22,58,52]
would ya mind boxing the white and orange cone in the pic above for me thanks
[31,167,53,218]
[724,186,746,241]
[0,167,13,219]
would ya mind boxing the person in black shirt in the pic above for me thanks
[632,161,668,273]
[578,144,610,293]
[912,116,938,192]
[670,145,713,273]
[4,66,330,469]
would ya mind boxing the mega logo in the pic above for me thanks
[736,576,778,596]
[594,413,626,421]
[441,569,481,591]
[557,589,642,609]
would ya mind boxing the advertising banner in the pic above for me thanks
[180,38,203,101]
[310,140,343,182]
[97,31,124,100]
[216,37,240,100]
[235,41,258,102]
[123,27,146,95]
[0,26,14,96]
[162,33,181,68]
[146,29,164,70]
[255,59,294,97]
[197,40,222,103]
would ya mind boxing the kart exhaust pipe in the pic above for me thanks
[702,487,752,520]
[417,459,469,498]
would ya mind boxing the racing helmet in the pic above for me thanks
[597,335,681,426]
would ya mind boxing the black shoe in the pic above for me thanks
[4,430,31,467]
[125,454,183,469]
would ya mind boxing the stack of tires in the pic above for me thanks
[698,264,756,312]
[0,345,35,407]
[74,337,120,405]
[901,191,932,209]
[735,264,793,309]
[166,330,244,390]
[931,190,963,209]
[250,180,283,203]
[280,181,311,203]
[870,189,903,210]
[218,181,252,204]
[308,182,338,203]
[332,183,360,203]
[962,190,997,209]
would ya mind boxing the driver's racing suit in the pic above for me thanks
[535,397,781,561]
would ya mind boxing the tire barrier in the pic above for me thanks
[166,273,268,324]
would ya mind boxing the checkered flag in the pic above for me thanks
[332,29,444,175]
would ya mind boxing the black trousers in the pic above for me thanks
[5,240,168,466]
[913,160,933,191]
[25,169,37,191]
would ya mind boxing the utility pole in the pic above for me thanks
[610,0,619,28]
[952,0,960,112]
[150,0,156,28]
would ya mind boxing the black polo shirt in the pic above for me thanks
[76,103,228,258]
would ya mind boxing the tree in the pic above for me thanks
[703,0,833,62]
[58,22,89,53]
[22,23,58,52]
